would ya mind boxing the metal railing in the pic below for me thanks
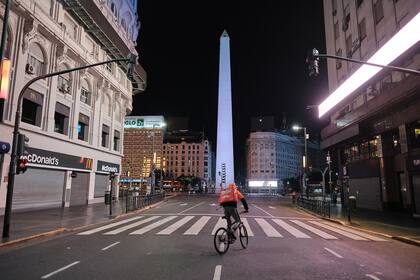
[297,197,330,218]
[124,192,166,213]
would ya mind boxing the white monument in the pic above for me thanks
[216,30,234,192]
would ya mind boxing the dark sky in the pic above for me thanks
[134,1,329,176]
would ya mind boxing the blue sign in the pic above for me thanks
[0,142,11,154]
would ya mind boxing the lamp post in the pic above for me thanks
[150,122,166,194]
[293,125,308,197]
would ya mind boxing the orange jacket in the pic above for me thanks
[218,184,244,204]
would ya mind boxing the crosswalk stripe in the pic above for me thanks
[130,216,178,235]
[104,216,161,235]
[308,221,368,241]
[77,216,143,235]
[320,221,387,241]
[290,220,337,240]
[272,219,310,238]
[157,216,195,235]
[211,217,227,235]
[184,216,211,235]
[241,218,254,236]
[255,218,283,237]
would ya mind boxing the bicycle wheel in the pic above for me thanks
[214,227,230,254]
[239,224,248,249]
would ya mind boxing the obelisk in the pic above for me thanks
[216,30,234,192]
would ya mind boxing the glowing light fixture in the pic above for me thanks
[318,12,420,118]
[0,59,11,100]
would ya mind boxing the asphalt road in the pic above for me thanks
[1,195,419,280]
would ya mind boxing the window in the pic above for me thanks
[78,113,89,141]
[57,67,71,94]
[101,124,110,148]
[80,87,91,105]
[54,102,70,135]
[374,0,384,24]
[64,14,77,40]
[21,90,43,126]
[358,18,367,41]
[334,22,339,39]
[346,35,353,58]
[105,56,112,73]
[336,49,343,69]
[408,120,420,149]
[27,43,44,76]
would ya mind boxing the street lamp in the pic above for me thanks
[292,125,309,196]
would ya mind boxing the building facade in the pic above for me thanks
[0,0,146,213]
[121,116,165,188]
[163,130,213,188]
[321,0,420,212]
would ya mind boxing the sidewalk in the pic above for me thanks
[0,199,152,245]
[328,204,420,242]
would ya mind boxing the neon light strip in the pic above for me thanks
[319,12,420,118]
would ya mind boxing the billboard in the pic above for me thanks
[124,116,165,129]
[248,180,278,187]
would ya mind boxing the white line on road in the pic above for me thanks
[211,217,227,235]
[157,216,194,235]
[130,216,178,235]
[41,261,80,279]
[309,221,368,241]
[365,274,381,280]
[268,206,276,209]
[77,216,142,235]
[255,218,283,237]
[241,218,254,236]
[320,221,387,241]
[272,219,310,238]
[101,241,120,251]
[253,204,274,217]
[104,216,160,235]
[184,216,211,235]
[213,265,222,280]
[178,202,205,214]
[290,220,337,240]
[324,247,343,258]
[180,203,188,206]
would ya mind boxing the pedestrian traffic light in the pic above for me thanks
[306,48,319,77]
[126,53,137,81]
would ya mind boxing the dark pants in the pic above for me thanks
[223,206,240,232]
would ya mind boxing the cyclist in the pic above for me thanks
[218,183,249,240]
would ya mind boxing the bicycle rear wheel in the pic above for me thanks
[239,224,248,249]
[214,227,230,254]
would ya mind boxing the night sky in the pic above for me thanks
[134,1,329,176]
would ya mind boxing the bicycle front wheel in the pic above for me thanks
[214,227,230,254]
[239,224,248,249]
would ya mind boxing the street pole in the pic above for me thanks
[2,56,135,240]
[109,172,115,216]
[304,127,308,198]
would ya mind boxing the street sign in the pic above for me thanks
[0,141,10,154]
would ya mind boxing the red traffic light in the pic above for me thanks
[16,158,28,174]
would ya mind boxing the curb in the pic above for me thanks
[0,228,66,248]
[296,205,420,247]
[1,196,175,248]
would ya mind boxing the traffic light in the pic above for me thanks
[126,53,137,82]
[306,48,320,77]
[16,133,29,174]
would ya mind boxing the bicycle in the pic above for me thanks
[213,210,248,254]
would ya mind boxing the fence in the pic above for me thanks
[123,192,166,213]
[297,197,330,218]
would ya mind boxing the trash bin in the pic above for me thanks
[348,195,356,209]
[105,191,111,205]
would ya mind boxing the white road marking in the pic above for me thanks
[211,217,227,235]
[180,203,188,206]
[272,219,310,238]
[255,218,283,237]
[290,220,337,239]
[184,216,211,235]
[104,216,160,235]
[366,274,381,280]
[77,216,142,235]
[324,247,343,258]
[321,221,387,241]
[269,206,276,209]
[309,221,368,241]
[41,261,80,279]
[213,265,222,280]
[253,205,274,217]
[375,272,383,275]
[130,216,178,235]
[241,218,254,236]
[178,202,205,214]
[210,203,217,206]
[101,241,120,251]
[157,216,194,235]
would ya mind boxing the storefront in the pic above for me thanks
[95,160,120,198]
[13,147,93,211]
[408,155,420,215]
